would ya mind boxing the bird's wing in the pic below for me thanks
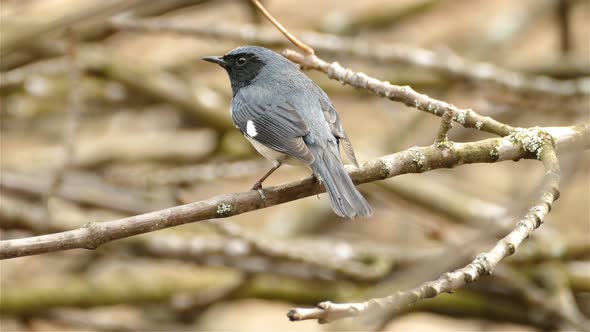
[232,93,314,164]
[319,98,359,168]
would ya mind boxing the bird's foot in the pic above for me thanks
[313,173,323,185]
[251,183,266,200]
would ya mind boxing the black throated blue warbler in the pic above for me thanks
[203,46,372,219]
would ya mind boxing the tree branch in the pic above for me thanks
[282,49,515,136]
[287,136,564,323]
[248,0,314,55]
[0,125,587,259]
[434,110,454,146]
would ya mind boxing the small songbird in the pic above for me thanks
[203,46,372,218]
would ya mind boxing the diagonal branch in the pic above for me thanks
[248,0,314,55]
[0,125,587,259]
[283,49,515,136]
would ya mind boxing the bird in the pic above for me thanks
[203,46,372,219]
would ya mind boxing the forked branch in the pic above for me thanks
[287,139,568,325]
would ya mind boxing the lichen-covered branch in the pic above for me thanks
[110,17,590,97]
[283,49,515,136]
[287,137,564,324]
[0,125,587,259]
[0,191,403,281]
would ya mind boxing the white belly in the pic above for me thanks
[245,136,303,166]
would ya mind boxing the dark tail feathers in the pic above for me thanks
[311,148,372,219]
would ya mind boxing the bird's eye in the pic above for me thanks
[237,57,247,66]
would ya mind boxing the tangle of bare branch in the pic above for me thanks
[105,3,589,326]
[2,3,588,328]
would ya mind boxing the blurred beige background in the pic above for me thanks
[1,0,589,331]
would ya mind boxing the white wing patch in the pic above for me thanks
[246,120,258,137]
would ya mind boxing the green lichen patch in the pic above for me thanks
[380,159,393,178]
[471,254,491,275]
[426,103,438,113]
[454,109,470,125]
[475,121,483,130]
[216,203,232,217]
[435,138,454,149]
[410,147,426,170]
[506,127,553,160]
[489,146,499,161]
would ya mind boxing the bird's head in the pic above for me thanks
[202,46,293,95]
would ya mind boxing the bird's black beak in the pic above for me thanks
[202,56,227,67]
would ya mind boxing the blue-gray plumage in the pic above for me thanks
[203,46,372,219]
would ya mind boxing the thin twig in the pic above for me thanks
[248,0,315,55]
[434,110,454,146]
[43,29,82,217]
[0,125,587,259]
[283,49,515,136]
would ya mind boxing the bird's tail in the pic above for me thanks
[311,147,372,219]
